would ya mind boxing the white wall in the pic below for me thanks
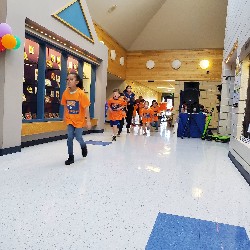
[221,0,250,173]
[0,0,108,150]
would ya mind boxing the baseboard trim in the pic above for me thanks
[0,146,21,156]
[0,130,105,156]
[228,151,250,186]
[21,129,104,148]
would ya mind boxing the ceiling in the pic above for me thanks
[86,0,228,51]
[107,72,175,93]
[137,80,175,93]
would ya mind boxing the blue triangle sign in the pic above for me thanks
[53,0,94,43]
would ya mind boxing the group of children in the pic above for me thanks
[107,88,161,141]
[61,74,162,165]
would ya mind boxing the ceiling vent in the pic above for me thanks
[108,5,117,14]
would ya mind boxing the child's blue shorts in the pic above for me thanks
[110,120,120,127]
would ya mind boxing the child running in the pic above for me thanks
[117,93,127,136]
[61,73,91,165]
[151,101,160,131]
[107,89,125,141]
[140,101,153,135]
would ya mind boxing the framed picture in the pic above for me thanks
[24,52,28,60]
[35,69,38,81]
[56,91,60,98]
[25,112,32,120]
[51,54,56,62]
[68,61,73,69]
[51,72,56,81]
[56,56,61,64]
[56,75,60,82]
[29,45,34,54]
[73,63,78,70]
[50,91,54,97]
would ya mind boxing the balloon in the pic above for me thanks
[0,38,6,52]
[0,23,12,37]
[2,34,17,49]
[13,36,21,50]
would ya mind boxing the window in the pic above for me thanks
[22,34,96,122]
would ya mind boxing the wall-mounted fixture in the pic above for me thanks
[171,59,181,70]
[120,57,124,66]
[199,60,209,69]
[110,50,116,60]
[146,60,155,69]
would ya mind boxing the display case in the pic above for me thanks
[22,39,39,120]
[44,47,61,119]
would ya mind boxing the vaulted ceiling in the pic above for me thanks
[86,0,228,51]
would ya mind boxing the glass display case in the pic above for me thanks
[22,38,39,120]
[44,47,61,119]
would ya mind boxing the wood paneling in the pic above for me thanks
[94,23,127,79]
[126,49,223,81]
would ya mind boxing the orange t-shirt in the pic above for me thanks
[141,107,153,123]
[119,97,127,118]
[61,87,90,128]
[133,104,137,117]
[151,106,160,121]
[107,97,125,121]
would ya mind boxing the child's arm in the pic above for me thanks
[85,107,91,129]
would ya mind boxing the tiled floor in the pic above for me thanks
[0,124,249,249]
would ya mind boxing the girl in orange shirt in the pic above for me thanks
[117,93,127,136]
[132,103,137,126]
[140,101,153,135]
[151,101,160,131]
[61,73,91,165]
[107,89,125,141]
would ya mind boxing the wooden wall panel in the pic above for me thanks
[126,49,223,81]
[94,23,127,80]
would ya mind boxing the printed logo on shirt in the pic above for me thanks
[111,103,121,111]
[66,100,80,114]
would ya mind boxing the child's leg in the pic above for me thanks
[155,120,159,130]
[118,118,124,134]
[142,123,146,134]
[112,124,118,141]
[75,127,88,157]
[113,125,118,135]
[146,122,151,130]
[67,124,75,156]
[75,128,86,148]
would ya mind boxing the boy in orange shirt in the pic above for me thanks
[151,101,160,131]
[61,73,91,165]
[107,89,125,141]
[140,101,153,135]
[117,93,127,136]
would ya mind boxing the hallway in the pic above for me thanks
[0,126,249,249]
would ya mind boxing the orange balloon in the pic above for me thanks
[2,34,17,49]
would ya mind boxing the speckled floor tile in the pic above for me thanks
[0,124,249,249]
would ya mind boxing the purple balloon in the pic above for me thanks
[0,23,12,37]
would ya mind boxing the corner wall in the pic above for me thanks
[222,0,250,176]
